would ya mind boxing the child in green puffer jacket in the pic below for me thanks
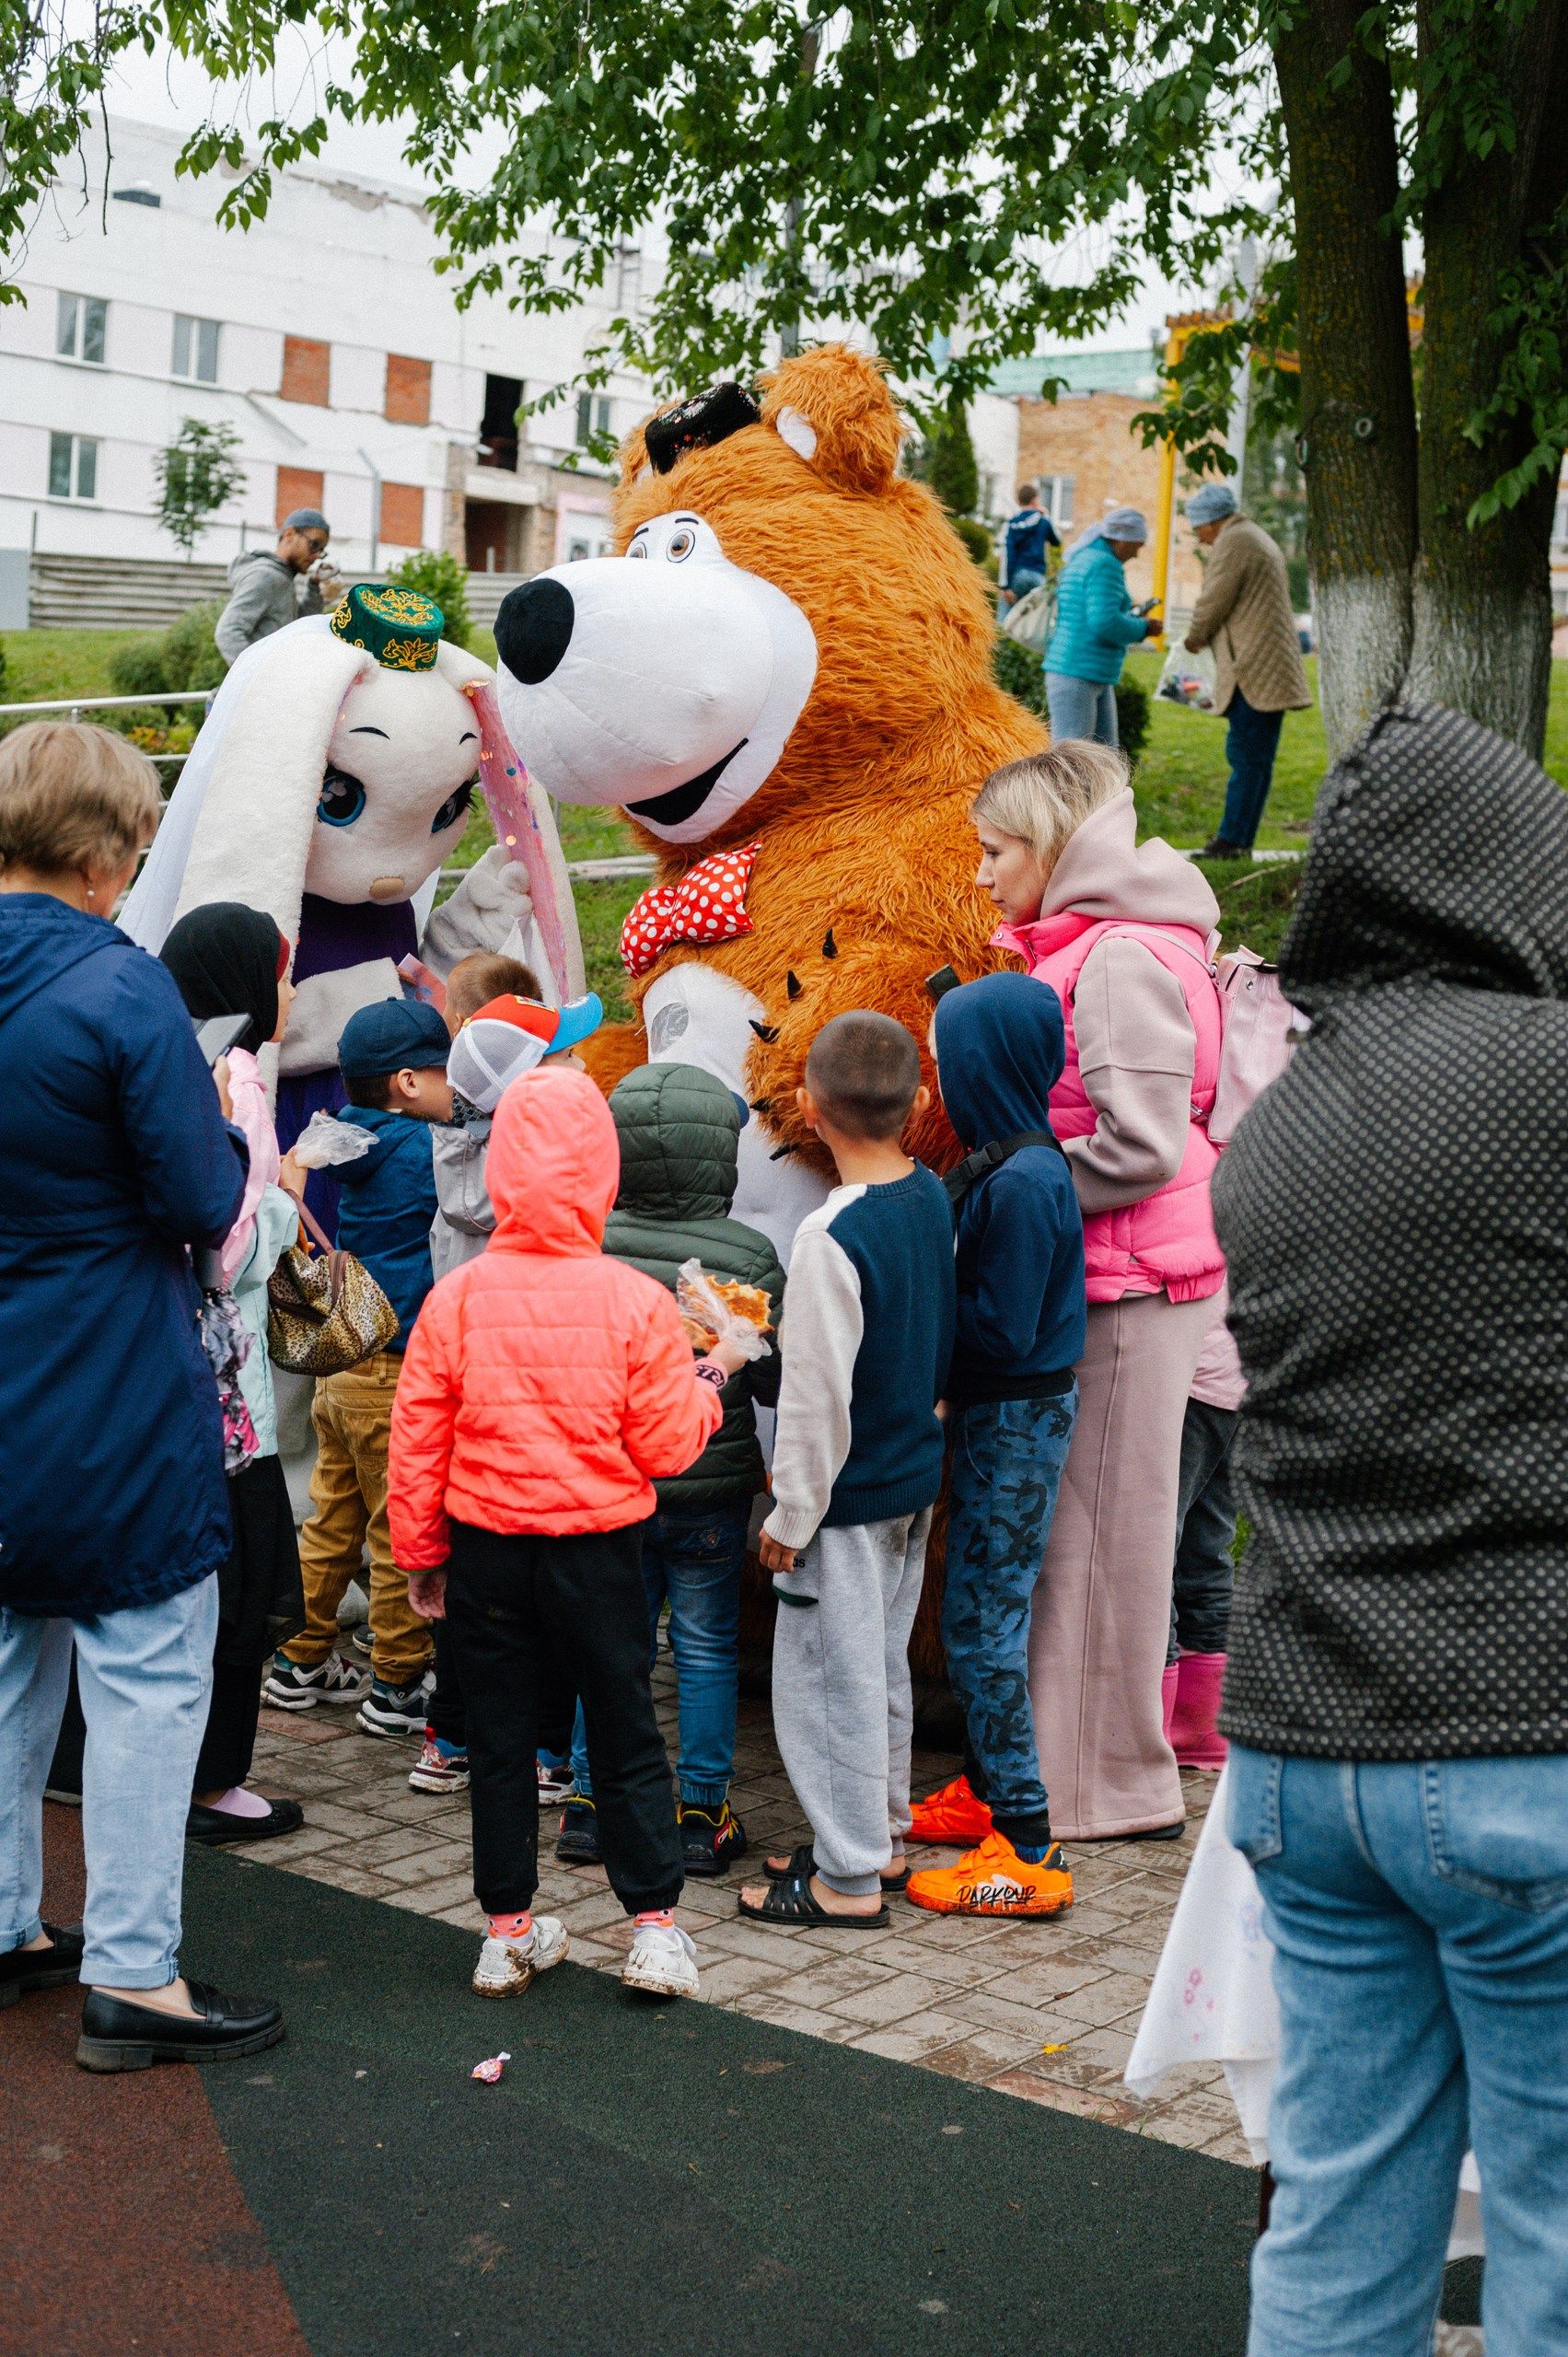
[557,1062,784,1880]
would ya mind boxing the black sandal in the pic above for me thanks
[763,1842,910,1893]
[738,1869,889,1928]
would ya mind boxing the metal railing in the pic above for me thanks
[0,689,216,762]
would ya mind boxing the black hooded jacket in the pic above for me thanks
[1214,703,1568,1759]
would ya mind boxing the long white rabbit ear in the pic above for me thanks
[171,624,371,947]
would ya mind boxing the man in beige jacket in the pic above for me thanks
[1181,482,1310,855]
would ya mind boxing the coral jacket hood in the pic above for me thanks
[487,1065,621,1254]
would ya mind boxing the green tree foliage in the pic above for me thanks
[929,403,980,519]
[109,600,225,707]
[153,418,246,557]
[382,548,472,647]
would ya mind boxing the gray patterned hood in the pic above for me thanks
[1214,702,1568,1760]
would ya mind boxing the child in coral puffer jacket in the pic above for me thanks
[388,1064,751,2005]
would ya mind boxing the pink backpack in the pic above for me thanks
[1208,947,1306,1146]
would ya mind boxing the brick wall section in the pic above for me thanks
[385,354,432,425]
[280,335,331,407]
[378,482,425,548]
[275,467,326,527]
[1014,392,1204,613]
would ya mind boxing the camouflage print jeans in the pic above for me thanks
[943,1387,1079,1848]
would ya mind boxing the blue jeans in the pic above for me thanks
[1167,1398,1238,1663]
[1229,1745,1568,2357]
[0,1577,218,1988]
[1216,688,1285,850]
[573,1500,750,1809]
[1044,673,1119,747]
[943,1388,1077,1845]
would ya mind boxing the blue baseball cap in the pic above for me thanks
[338,997,452,1081]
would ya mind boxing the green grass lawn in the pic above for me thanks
[17,622,1568,1001]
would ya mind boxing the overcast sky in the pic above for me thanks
[103,36,1196,355]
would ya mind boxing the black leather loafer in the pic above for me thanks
[0,1921,85,2006]
[76,1979,285,2073]
[185,1797,305,1846]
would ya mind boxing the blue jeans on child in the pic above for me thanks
[572,1500,751,1809]
[942,1388,1078,1847]
[1045,673,1119,747]
[0,1577,218,1989]
[1228,1744,1568,2357]
[1166,1397,1238,1664]
[1216,688,1285,850]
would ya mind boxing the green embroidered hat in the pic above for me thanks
[330,583,444,672]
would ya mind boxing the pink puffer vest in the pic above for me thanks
[996,911,1225,1305]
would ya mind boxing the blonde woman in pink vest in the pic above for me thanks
[948,740,1223,1842]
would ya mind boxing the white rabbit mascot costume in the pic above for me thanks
[121,584,584,1232]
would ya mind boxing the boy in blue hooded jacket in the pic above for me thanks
[907,973,1087,1918]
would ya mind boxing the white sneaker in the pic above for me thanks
[621,1921,700,2000]
[262,1651,364,1711]
[470,1917,569,1998]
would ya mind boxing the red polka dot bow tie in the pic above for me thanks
[620,841,760,979]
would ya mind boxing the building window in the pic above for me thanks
[575,393,612,447]
[280,334,331,407]
[1038,473,1075,528]
[614,245,642,311]
[385,354,432,426]
[171,314,220,384]
[378,482,425,548]
[49,433,99,500]
[478,374,522,471]
[56,292,107,365]
[275,465,326,527]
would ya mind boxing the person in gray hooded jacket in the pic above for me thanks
[1215,702,1568,2357]
[214,509,333,666]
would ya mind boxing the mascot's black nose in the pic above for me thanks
[494,577,575,685]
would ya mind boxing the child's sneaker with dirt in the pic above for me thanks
[907,1771,993,1845]
[409,1735,470,1793]
[679,1799,747,1877]
[905,1831,1074,1918]
[621,1922,699,1999]
[262,1652,364,1712]
[471,1916,570,1997]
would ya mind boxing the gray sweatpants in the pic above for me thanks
[771,1509,932,1896]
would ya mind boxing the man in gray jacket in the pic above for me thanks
[215,508,334,666]
[1181,481,1310,857]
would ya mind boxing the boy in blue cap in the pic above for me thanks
[265,999,453,1736]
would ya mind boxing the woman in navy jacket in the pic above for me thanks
[0,721,283,2070]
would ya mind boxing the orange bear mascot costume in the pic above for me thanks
[492,344,1046,1688]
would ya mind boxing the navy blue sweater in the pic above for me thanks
[336,1105,439,1351]
[935,973,1086,1404]
[763,1165,957,1546]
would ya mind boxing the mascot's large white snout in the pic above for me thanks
[492,513,818,846]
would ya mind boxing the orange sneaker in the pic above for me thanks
[905,1831,1074,1918]
[907,1773,993,1846]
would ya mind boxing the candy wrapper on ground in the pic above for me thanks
[289,1110,377,1169]
[470,2050,511,2084]
[676,1259,773,1360]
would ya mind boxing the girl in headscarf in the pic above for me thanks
[161,903,308,1841]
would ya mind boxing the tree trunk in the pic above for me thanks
[1405,0,1568,759]
[1273,6,1421,759]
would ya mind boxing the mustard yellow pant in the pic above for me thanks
[282,1353,431,1689]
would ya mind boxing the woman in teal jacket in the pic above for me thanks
[1044,506,1157,746]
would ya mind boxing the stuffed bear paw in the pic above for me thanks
[422,842,534,974]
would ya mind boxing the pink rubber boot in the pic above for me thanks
[1169,1652,1228,1770]
[1160,1662,1180,1747]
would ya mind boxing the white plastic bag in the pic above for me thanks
[289,1110,376,1169]
[675,1258,772,1363]
[1156,642,1220,713]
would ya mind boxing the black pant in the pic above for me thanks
[1167,1398,1240,1663]
[194,1659,263,1793]
[425,1617,576,1759]
[444,1519,683,1918]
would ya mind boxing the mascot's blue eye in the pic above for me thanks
[317,768,366,828]
[431,779,476,835]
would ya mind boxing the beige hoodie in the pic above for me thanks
[1037,792,1219,1218]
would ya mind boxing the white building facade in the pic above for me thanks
[0,117,656,578]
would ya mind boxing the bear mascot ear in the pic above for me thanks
[619,343,902,501]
